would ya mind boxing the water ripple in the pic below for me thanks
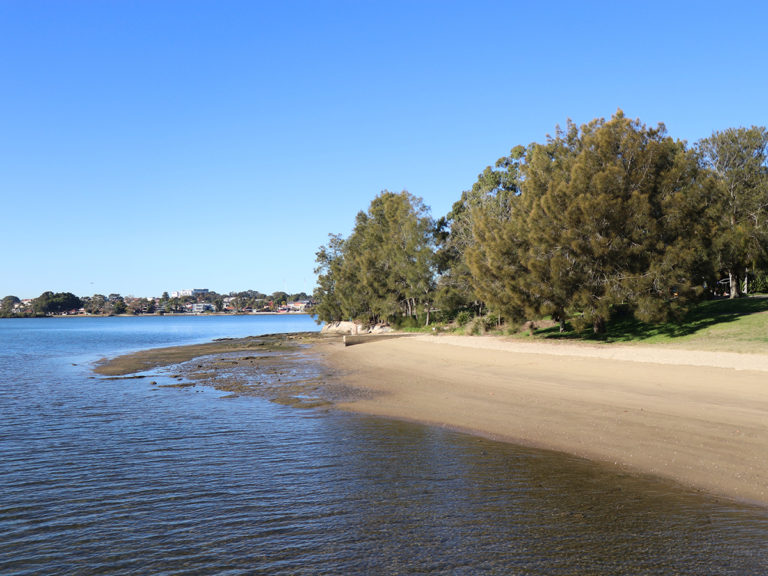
[1,317,767,574]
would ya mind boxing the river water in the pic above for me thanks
[1,316,766,575]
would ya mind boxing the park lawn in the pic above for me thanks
[535,296,768,354]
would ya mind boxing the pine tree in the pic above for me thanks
[466,111,710,333]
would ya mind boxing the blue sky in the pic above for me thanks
[2,1,766,299]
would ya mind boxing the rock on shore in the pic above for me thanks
[320,321,393,335]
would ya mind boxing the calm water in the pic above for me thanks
[1,316,767,575]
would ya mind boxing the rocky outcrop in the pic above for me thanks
[321,321,364,335]
[320,321,394,335]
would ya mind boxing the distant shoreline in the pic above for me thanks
[4,312,314,319]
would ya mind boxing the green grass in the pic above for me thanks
[532,296,768,353]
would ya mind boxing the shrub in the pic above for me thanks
[482,314,500,331]
[455,310,472,327]
[750,271,768,293]
[468,318,484,335]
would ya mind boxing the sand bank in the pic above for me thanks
[319,334,768,506]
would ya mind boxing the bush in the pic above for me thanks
[750,271,768,293]
[455,310,472,327]
[466,318,482,335]
[393,316,420,329]
[482,314,500,331]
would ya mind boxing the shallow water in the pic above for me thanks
[1,316,766,574]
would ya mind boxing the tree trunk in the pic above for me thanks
[559,318,566,333]
[729,271,741,299]
[425,305,430,327]
[593,317,605,334]
[744,268,749,295]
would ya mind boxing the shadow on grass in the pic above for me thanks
[536,296,768,343]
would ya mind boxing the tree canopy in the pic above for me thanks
[314,190,435,325]
[470,112,710,332]
[315,112,768,333]
[31,292,83,316]
[696,126,768,297]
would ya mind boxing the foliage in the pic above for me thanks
[0,295,20,317]
[311,114,768,335]
[1,286,311,317]
[434,146,525,314]
[751,271,768,293]
[466,111,711,333]
[313,190,436,325]
[454,310,472,327]
[696,126,768,297]
[31,291,83,315]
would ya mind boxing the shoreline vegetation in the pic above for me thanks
[94,312,768,508]
[312,118,768,339]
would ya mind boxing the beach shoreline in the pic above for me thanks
[315,334,768,507]
[93,330,768,507]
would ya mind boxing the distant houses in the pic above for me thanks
[287,300,310,312]
[171,289,209,298]
[2,289,313,317]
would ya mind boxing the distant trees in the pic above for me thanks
[111,297,127,315]
[84,294,107,314]
[314,190,435,325]
[0,295,20,317]
[0,287,311,317]
[314,112,768,333]
[31,292,83,316]
[127,297,155,315]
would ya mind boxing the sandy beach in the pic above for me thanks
[319,334,768,506]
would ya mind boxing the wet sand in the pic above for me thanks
[93,332,322,376]
[318,334,768,506]
[93,332,352,408]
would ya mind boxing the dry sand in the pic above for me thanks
[319,334,768,506]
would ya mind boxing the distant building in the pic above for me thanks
[170,289,209,298]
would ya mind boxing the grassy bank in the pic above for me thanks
[532,296,768,353]
[400,296,768,354]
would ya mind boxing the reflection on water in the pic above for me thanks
[0,317,766,575]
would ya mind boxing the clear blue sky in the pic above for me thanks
[2,1,766,299]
